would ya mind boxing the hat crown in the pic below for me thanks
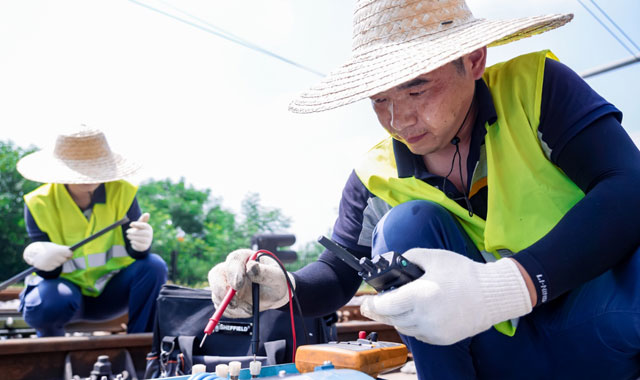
[17,125,142,184]
[53,128,113,161]
[352,0,475,54]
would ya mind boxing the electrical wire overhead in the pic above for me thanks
[588,0,640,54]
[129,0,325,77]
[577,0,639,57]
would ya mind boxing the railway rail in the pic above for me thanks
[0,289,400,380]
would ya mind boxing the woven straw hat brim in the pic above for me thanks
[17,149,142,184]
[289,13,573,113]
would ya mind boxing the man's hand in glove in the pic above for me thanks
[23,241,73,271]
[126,213,153,252]
[208,249,295,318]
[360,248,533,345]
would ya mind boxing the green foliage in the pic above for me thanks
[239,193,291,238]
[137,178,211,235]
[285,239,324,272]
[0,142,319,287]
[138,179,292,286]
[0,141,39,282]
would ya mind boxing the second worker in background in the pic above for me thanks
[17,126,167,337]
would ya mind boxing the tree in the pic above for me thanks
[136,178,211,235]
[0,154,311,286]
[285,239,324,272]
[137,179,292,286]
[0,141,39,281]
[237,192,291,241]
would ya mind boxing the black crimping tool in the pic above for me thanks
[317,236,424,292]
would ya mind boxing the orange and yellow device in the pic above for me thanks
[295,334,408,378]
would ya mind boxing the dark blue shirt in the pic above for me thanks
[25,183,149,278]
[292,57,640,315]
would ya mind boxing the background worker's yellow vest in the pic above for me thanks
[355,50,585,336]
[25,180,137,297]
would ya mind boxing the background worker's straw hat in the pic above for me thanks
[17,126,141,184]
[289,0,573,113]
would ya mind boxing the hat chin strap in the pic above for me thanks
[442,90,475,217]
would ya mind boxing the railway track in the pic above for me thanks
[0,289,400,380]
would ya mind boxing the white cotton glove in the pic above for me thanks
[23,241,73,271]
[126,213,153,252]
[360,248,533,345]
[207,249,295,318]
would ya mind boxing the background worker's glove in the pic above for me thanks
[360,248,532,345]
[208,249,295,318]
[126,213,153,252]
[23,241,73,271]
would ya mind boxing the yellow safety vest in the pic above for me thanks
[25,180,138,296]
[355,50,585,336]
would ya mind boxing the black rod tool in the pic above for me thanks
[0,216,130,291]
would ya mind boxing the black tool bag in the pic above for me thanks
[144,284,337,378]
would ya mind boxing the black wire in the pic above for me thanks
[255,252,310,345]
[441,93,475,217]
[577,0,638,57]
[129,0,325,77]
[589,0,640,54]
[456,143,474,217]
[441,151,457,191]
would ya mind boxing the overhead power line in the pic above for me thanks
[576,0,638,57]
[129,0,325,77]
[589,0,640,54]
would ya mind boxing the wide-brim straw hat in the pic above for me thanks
[289,0,573,113]
[17,127,141,184]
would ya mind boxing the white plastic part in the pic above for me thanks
[192,364,207,374]
[216,364,230,378]
[229,361,242,377]
[249,361,262,377]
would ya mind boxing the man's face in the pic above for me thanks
[370,61,476,155]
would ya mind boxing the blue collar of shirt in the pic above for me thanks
[394,79,497,181]
[91,183,107,204]
[63,183,107,204]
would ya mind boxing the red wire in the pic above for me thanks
[255,249,297,362]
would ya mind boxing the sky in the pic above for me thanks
[1,0,639,249]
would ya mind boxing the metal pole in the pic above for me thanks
[170,250,177,282]
[580,55,640,78]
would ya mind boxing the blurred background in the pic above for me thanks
[1,0,638,285]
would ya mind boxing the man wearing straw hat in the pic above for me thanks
[16,127,168,337]
[209,0,640,377]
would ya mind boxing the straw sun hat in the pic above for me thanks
[17,127,141,184]
[289,0,573,113]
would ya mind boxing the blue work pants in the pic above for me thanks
[372,200,640,379]
[20,253,167,337]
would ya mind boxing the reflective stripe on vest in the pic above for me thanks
[25,180,138,297]
[355,50,585,336]
[62,245,129,272]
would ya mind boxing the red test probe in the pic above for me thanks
[200,251,260,348]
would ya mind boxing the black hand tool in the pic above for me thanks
[0,216,131,291]
[317,235,424,292]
